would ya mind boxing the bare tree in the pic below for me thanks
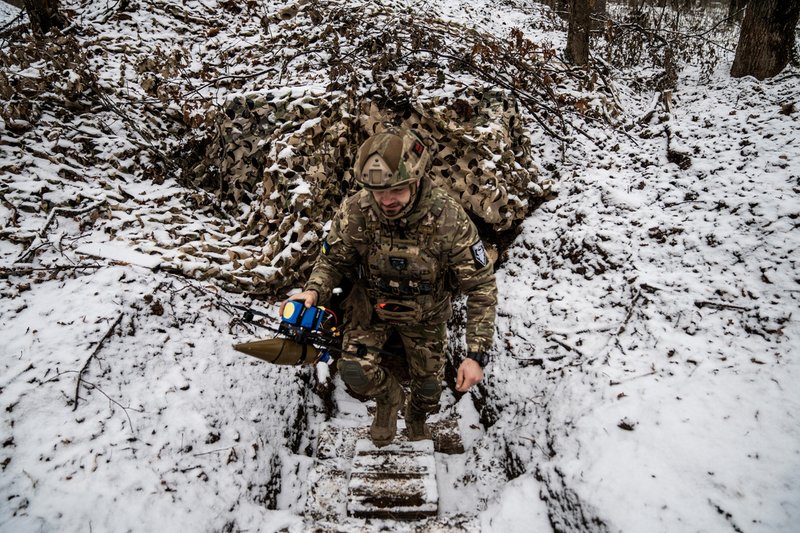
[23,0,66,35]
[730,0,800,80]
[566,0,592,66]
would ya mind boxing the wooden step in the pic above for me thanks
[305,415,463,523]
[347,439,438,520]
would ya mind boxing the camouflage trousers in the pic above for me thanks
[338,321,447,415]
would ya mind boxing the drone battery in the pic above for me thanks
[282,300,325,330]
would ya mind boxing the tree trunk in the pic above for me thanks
[566,0,592,66]
[730,0,800,80]
[23,0,66,35]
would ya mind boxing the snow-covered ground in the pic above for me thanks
[1,1,798,532]
[490,67,800,532]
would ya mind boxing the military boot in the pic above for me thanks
[370,374,405,447]
[404,404,432,441]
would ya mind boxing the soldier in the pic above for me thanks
[280,128,497,447]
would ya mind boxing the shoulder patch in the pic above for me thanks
[471,240,488,268]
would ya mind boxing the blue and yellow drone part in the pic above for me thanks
[281,300,329,330]
[233,301,339,366]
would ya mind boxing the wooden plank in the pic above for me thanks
[347,439,438,520]
[307,416,464,523]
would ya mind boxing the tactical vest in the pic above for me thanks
[358,192,449,324]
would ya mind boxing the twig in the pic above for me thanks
[46,368,139,433]
[609,367,657,385]
[193,446,233,457]
[79,379,137,433]
[694,300,751,312]
[176,67,278,99]
[73,314,124,411]
[14,199,107,264]
[616,288,642,336]
[0,11,25,42]
[547,335,587,359]
[545,323,618,337]
[590,286,646,366]
[0,264,102,279]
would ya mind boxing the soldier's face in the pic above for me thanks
[371,184,413,217]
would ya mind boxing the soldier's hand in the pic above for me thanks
[455,358,483,392]
[279,290,318,315]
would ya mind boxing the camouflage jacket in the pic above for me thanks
[304,177,497,353]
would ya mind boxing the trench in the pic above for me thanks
[181,75,599,524]
[262,212,603,530]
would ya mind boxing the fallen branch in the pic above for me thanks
[545,323,617,337]
[0,264,102,279]
[73,314,124,411]
[637,92,662,124]
[403,46,571,142]
[617,288,643,336]
[193,446,234,457]
[544,334,587,360]
[0,11,24,44]
[609,366,658,385]
[694,300,752,312]
[14,199,107,264]
[178,69,278,99]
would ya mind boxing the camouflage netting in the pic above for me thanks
[0,0,621,298]
[170,83,550,295]
[0,0,622,298]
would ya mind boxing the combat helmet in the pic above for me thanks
[354,128,432,191]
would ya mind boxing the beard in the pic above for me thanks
[380,203,403,216]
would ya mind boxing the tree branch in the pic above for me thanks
[73,314,123,411]
[14,199,106,264]
[0,264,102,279]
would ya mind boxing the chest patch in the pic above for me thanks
[471,240,488,268]
[389,256,408,271]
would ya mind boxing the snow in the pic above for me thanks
[2,0,799,532]
[0,3,20,26]
[480,474,553,533]
[489,63,800,532]
[74,242,163,269]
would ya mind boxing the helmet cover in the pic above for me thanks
[354,128,431,190]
